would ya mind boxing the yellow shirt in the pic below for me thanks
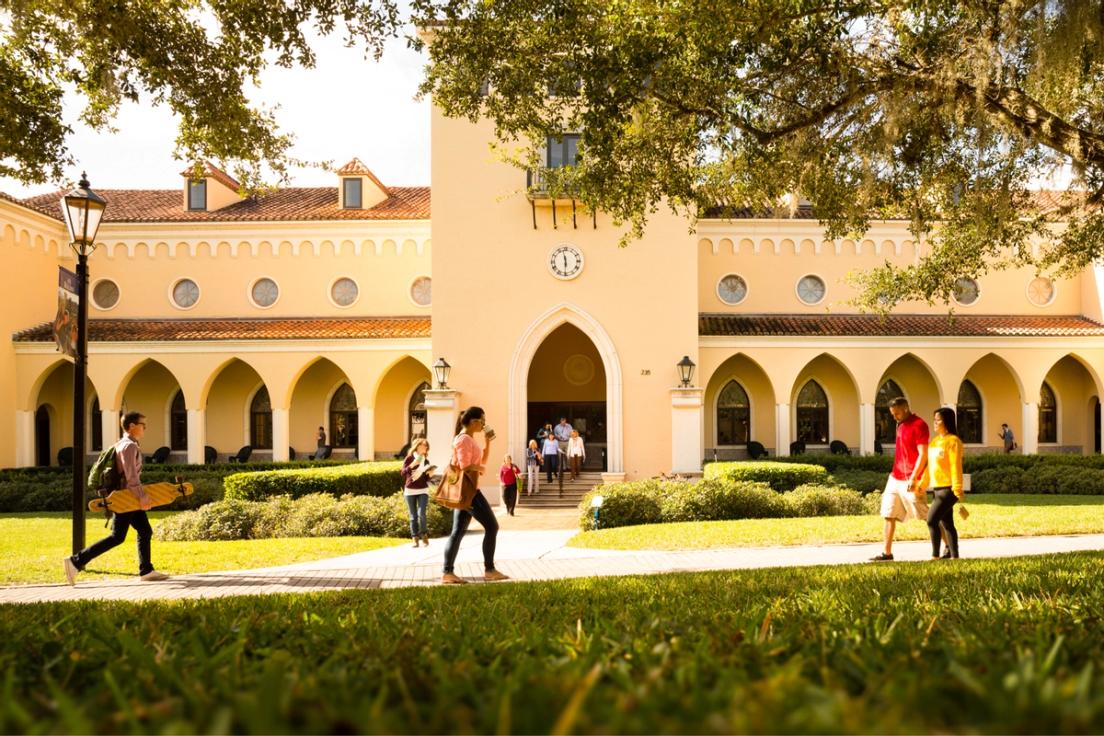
[922,434,965,498]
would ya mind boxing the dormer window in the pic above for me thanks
[342,178,362,209]
[188,180,207,210]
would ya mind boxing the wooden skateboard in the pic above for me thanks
[88,480,194,514]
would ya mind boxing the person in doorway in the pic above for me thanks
[999,423,1016,453]
[499,454,522,516]
[922,407,969,559]
[567,430,586,481]
[554,417,573,456]
[63,412,168,584]
[537,423,553,443]
[525,439,542,495]
[401,438,433,547]
[541,433,560,482]
[871,397,929,562]
[441,406,509,584]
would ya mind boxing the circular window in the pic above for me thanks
[1027,276,1055,307]
[796,274,826,305]
[563,354,596,386]
[250,277,280,308]
[331,277,359,307]
[171,278,200,309]
[410,276,432,307]
[92,279,120,310]
[952,277,980,306]
[717,274,748,305]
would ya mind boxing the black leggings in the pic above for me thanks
[442,490,499,573]
[928,487,959,558]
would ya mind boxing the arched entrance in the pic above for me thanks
[35,405,51,466]
[526,323,608,470]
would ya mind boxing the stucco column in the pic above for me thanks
[424,389,459,473]
[358,406,374,461]
[15,410,34,467]
[1021,402,1039,455]
[859,402,875,455]
[101,409,121,449]
[187,409,206,464]
[775,403,791,456]
[272,408,289,462]
[1098,405,1104,455]
[670,387,704,475]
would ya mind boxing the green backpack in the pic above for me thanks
[87,445,124,495]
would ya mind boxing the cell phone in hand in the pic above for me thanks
[958,505,970,520]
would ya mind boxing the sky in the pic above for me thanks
[0,31,431,198]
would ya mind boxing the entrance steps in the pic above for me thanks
[515,471,603,509]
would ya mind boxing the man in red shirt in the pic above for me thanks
[871,397,929,561]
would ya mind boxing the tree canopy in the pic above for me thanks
[413,0,1104,308]
[0,0,401,190]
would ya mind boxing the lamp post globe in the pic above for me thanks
[432,357,451,389]
[59,173,107,555]
[677,355,696,387]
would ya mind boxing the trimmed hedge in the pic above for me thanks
[660,479,785,523]
[769,451,1104,474]
[704,461,828,490]
[826,469,887,493]
[577,480,667,531]
[222,462,403,501]
[156,492,452,541]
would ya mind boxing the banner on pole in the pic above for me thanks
[53,267,79,360]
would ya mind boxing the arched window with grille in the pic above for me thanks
[1039,382,1057,443]
[91,397,102,451]
[250,386,273,449]
[875,379,905,446]
[716,380,751,445]
[330,383,359,448]
[957,380,982,443]
[170,390,188,450]
[408,381,429,442]
[796,380,829,444]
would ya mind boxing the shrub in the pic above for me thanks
[578,480,666,531]
[223,462,403,501]
[1019,465,1104,495]
[971,466,1026,494]
[862,491,884,515]
[776,453,895,473]
[704,461,828,491]
[660,479,786,523]
[827,469,886,494]
[784,484,867,517]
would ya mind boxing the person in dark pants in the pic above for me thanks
[921,407,969,559]
[441,406,509,584]
[63,412,169,584]
[499,454,521,516]
[541,434,559,482]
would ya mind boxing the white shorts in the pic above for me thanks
[880,476,929,522]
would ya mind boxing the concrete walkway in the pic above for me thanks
[3,528,1103,605]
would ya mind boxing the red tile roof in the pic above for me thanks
[15,186,430,222]
[12,317,431,342]
[179,161,241,192]
[699,313,1104,337]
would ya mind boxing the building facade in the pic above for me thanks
[3,112,1104,478]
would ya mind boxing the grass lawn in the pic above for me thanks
[1,552,1102,733]
[0,512,406,585]
[571,494,1104,550]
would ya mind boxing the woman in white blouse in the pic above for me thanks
[567,430,586,481]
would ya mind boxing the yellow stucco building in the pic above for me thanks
[3,108,1104,481]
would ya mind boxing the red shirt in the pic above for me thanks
[892,413,930,480]
[499,464,520,485]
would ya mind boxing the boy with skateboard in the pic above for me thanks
[63,412,169,584]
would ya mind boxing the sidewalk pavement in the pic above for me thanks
[3,528,1103,605]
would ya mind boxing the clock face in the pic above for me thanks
[549,245,584,280]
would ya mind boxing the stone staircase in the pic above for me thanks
[516,471,603,509]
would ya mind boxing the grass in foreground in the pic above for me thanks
[571,494,1104,550]
[2,553,1103,733]
[0,513,406,584]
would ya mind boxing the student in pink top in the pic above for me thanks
[441,406,510,584]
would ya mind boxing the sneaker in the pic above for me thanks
[441,573,467,585]
[870,553,894,562]
[62,557,79,586]
[139,570,169,582]
[483,570,510,582]
[941,549,952,559]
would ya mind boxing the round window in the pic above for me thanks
[796,274,826,305]
[92,279,120,310]
[1027,276,1055,306]
[251,278,279,308]
[717,274,748,305]
[331,277,359,307]
[410,276,432,306]
[953,277,980,305]
[172,279,200,309]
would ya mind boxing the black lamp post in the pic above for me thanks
[677,355,696,387]
[60,173,107,555]
[432,357,451,389]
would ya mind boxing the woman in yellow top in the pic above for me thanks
[922,407,969,559]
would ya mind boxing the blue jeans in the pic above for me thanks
[405,493,429,538]
[442,491,498,574]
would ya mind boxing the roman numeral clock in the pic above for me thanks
[549,244,584,280]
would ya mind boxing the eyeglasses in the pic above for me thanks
[137,422,147,427]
